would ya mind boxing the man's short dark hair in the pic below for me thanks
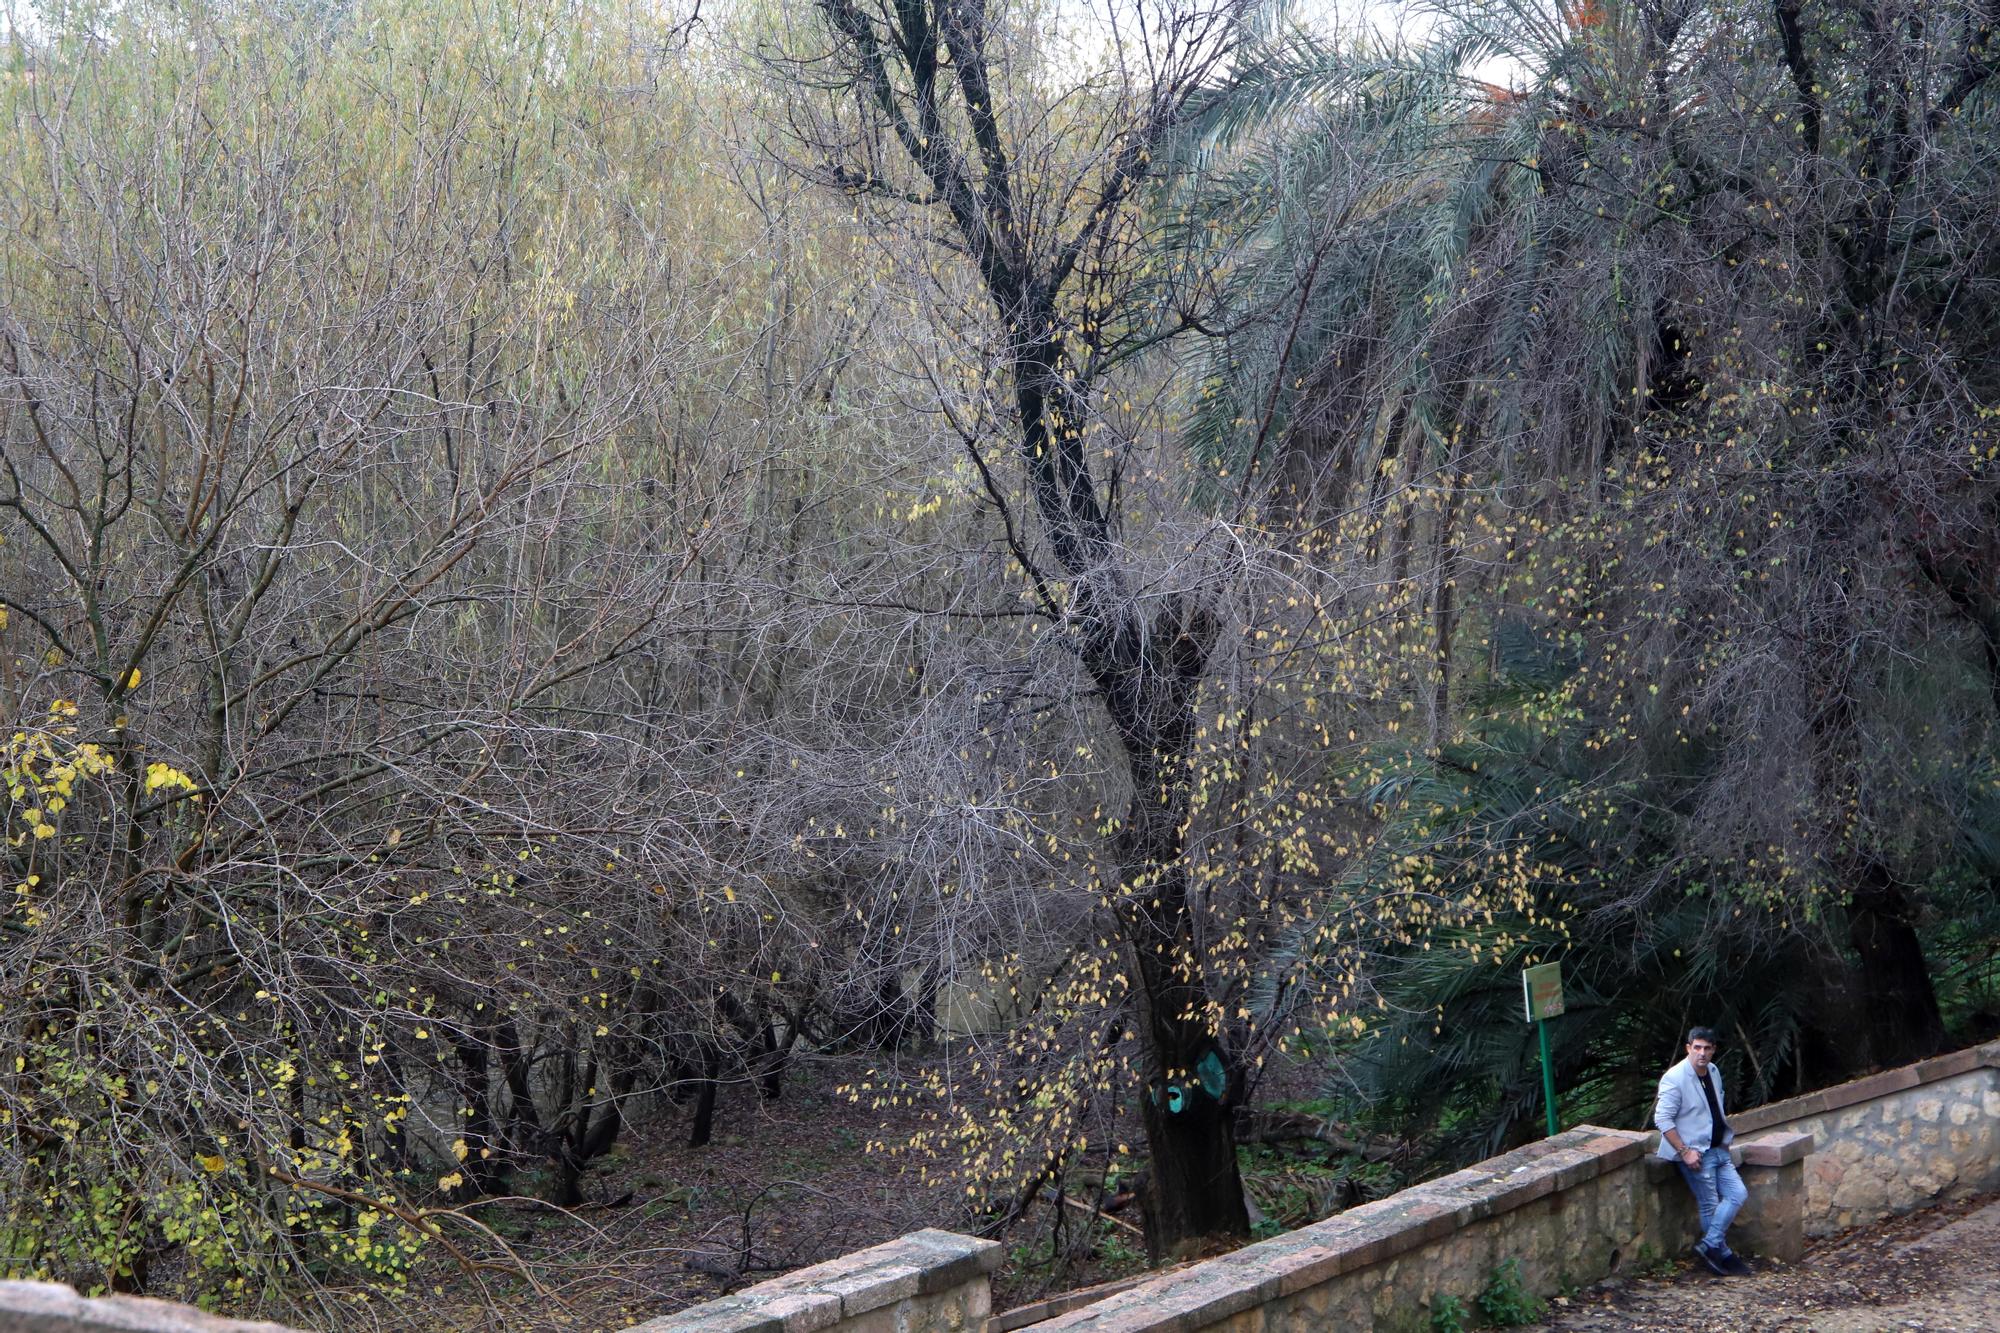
[1687,1025,1719,1046]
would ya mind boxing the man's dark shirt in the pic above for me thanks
[1698,1066,1730,1142]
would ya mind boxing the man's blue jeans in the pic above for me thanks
[1676,1146,1748,1254]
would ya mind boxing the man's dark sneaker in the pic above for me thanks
[1692,1242,1731,1276]
[1719,1251,1753,1276]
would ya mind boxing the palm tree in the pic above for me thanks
[1183,0,2000,1074]
[1319,627,1837,1163]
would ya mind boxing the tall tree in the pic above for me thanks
[780,0,1261,1251]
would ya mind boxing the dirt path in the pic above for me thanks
[1536,1192,2000,1332]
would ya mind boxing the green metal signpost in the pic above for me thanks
[1521,961,1564,1137]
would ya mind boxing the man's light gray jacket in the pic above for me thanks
[1653,1057,1734,1160]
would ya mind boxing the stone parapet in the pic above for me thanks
[1738,1129,1813,1167]
[649,1040,2000,1332]
[0,1283,299,1333]
[1026,1127,1692,1333]
[1705,1040,2000,1235]
[639,1229,1001,1333]
[11,1049,1991,1332]
[1734,1131,1813,1262]
[1730,1040,2000,1136]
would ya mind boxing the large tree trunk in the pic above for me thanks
[1802,683,1946,1071]
[1103,628,1250,1259]
[1128,866,1250,1258]
[1000,324,1250,1255]
[1847,863,1946,1066]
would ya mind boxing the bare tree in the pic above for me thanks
[770,0,1271,1251]
[0,0,912,1308]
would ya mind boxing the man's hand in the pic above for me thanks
[1680,1146,1700,1168]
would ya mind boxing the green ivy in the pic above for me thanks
[1476,1259,1546,1327]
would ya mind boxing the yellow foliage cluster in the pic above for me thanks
[4,703,113,855]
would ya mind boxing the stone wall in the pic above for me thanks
[1022,1126,1802,1333]
[653,1127,1811,1333]
[632,1229,1000,1333]
[0,1283,299,1333]
[990,1041,1999,1332]
[1730,1038,2000,1234]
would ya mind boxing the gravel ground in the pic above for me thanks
[1535,1191,2000,1333]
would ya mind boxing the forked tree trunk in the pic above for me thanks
[1002,324,1251,1255]
[801,0,1259,1253]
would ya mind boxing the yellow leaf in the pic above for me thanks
[437,1171,464,1192]
[196,1154,226,1175]
[125,668,141,689]
[451,1138,468,1161]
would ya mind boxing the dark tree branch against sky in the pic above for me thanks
[781,0,1266,1254]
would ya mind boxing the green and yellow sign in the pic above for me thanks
[1521,961,1564,1137]
[1522,961,1564,1022]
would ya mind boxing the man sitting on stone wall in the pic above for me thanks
[1654,1025,1752,1276]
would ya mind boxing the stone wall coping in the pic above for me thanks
[0,1282,300,1333]
[989,1269,1178,1333]
[637,1229,1001,1333]
[1729,1039,2000,1135]
[1639,1130,1819,1183]
[1029,1127,1649,1332]
[1738,1130,1814,1168]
